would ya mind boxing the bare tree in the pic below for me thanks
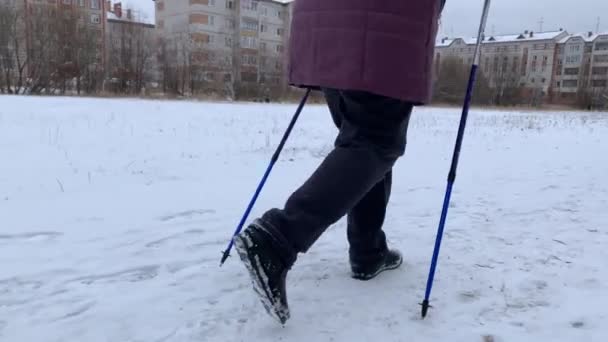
[490,52,523,106]
[433,56,492,105]
[0,2,28,94]
[107,12,154,94]
[26,5,59,94]
[0,2,16,93]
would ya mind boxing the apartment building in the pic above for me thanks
[436,30,568,94]
[154,0,292,98]
[552,32,608,103]
[105,1,157,91]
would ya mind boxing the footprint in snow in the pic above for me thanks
[571,321,585,328]
[67,265,159,285]
[159,209,215,222]
[0,231,63,242]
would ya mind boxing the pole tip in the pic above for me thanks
[420,299,431,318]
[219,250,230,267]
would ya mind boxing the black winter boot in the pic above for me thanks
[350,249,403,281]
[234,219,296,324]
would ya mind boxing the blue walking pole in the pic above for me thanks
[220,89,311,266]
[421,0,492,318]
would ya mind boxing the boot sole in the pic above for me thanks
[234,231,290,324]
[351,256,403,281]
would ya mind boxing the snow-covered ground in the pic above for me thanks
[1,95,607,342]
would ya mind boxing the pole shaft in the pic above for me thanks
[421,0,492,317]
[220,89,311,266]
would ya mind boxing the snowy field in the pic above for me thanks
[1,95,607,342]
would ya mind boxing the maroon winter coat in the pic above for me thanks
[287,0,442,104]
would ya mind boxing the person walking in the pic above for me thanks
[234,0,446,324]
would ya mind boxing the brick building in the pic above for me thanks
[154,0,292,99]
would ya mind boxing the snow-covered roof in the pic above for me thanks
[484,30,566,43]
[108,0,154,24]
[107,10,154,26]
[559,32,608,43]
[437,30,568,47]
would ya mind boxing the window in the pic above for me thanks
[592,67,608,75]
[261,7,268,15]
[260,24,266,33]
[276,44,283,52]
[226,1,234,9]
[209,16,214,25]
[275,61,281,70]
[557,81,561,87]
[531,78,535,83]
[563,80,578,88]
[90,14,100,24]
[78,0,84,6]
[565,55,581,64]
[260,42,266,51]
[242,55,257,65]
[594,55,608,63]
[242,19,258,31]
[595,42,608,51]
[243,0,258,10]
[225,37,232,47]
[90,0,99,9]
[225,18,235,28]
[541,78,546,83]
[564,68,579,75]
[224,73,232,82]
[277,28,283,36]
[209,0,215,6]
[592,80,607,87]
[241,36,257,49]
[241,72,257,82]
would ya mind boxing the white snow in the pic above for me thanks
[1,95,607,341]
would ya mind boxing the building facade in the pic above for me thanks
[435,29,608,106]
[436,31,568,94]
[552,32,608,105]
[154,0,292,99]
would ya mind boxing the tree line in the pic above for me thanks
[433,55,608,109]
[0,2,155,96]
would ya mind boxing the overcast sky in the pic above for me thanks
[128,0,607,37]
[440,0,607,37]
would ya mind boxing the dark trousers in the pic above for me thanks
[262,88,413,265]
